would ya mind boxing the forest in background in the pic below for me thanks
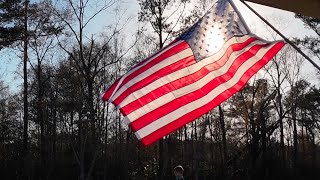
[0,0,319,179]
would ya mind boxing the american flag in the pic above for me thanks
[101,0,285,146]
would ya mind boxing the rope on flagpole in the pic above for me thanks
[240,0,320,72]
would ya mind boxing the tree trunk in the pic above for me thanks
[219,105,227,178]
[292,106,298,171]
[277,91,285,168]
[301,123,305,156]
[104,102,109,180]
[22,0,29,179]
[193,121,199,180]
[311,131,316,176]
[37,60,47,179]
[260,112,267,179]
[88,80,96,144]
[52,92,57,179]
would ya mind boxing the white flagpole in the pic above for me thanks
[228,0,252,34]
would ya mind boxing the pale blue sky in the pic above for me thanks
[0,0,318,92]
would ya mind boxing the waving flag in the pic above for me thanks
[101,0,285,146]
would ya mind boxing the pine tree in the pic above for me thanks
[0,0,25,49]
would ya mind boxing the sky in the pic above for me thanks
[0,0,318,92]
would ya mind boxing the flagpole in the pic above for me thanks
[240,0,320,72]
[228,0,252,34]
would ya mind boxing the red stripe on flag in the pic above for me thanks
[120,37,257,115]
[114,41,190,94]
[129,40,179,70]
[130,43,270,132]
[113,55,196,106]
[101,78,121,101]
[140,41,285,146]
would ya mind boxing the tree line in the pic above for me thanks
[0,0,319,179]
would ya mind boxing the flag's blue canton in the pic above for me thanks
[179,0,248,61]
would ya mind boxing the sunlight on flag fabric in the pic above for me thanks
[100,0,285,146]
